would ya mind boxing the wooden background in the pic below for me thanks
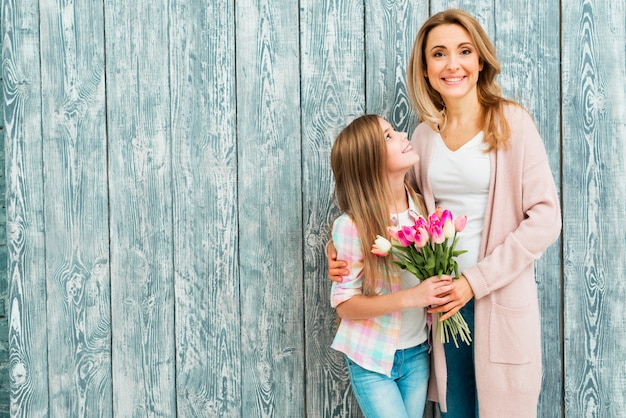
[1,0,625,417]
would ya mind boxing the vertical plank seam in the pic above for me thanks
[233,1,243,416]
[362,0,367,111]
[296,0,308,415]
[35,0,53,413]
[101,0,117,415]
[166,0,178,414]
[558,1,565,416]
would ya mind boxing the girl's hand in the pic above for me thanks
[427,275,474,321]
[404,275,455,308]
[326,241,349,282]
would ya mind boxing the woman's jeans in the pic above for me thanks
[440,299,478,418]
[346,342,429,418]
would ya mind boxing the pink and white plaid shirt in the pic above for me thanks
[330,196,423,376]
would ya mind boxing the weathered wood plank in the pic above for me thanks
[3,0,49,416]
[38,0,112,415]
[494,2,563,417]
[365,3,432,416]
[366,1,426,134]
[236,0,304,416]
[103,0,176,416]
[169,1,240,416]
[562,1,626,417]
[300,0,365,416]
[431,0,496,38]
[0,2,9,412]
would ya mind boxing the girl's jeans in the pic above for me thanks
[346,341,429,418]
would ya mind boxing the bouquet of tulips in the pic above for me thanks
[371,206,471,348]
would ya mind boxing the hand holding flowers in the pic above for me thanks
[371,206,472,348]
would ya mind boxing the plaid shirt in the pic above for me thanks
[330,197,422,376]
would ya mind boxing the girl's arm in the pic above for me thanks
[337,275,455,320]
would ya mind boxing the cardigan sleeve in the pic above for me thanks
[463,107,562,299]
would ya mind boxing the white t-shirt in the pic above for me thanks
[428,132,490,274]
[395,207,429,349]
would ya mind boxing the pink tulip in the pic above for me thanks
[454,215,467,232]
[414,216,428,230]
[402,226,417,243]
[440,209,453,224]
[396,229,412,246]
[387,226,401,242]
[414,226,429,248]
[429,222,445,244]
[434,206,444,220]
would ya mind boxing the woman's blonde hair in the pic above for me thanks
[331,114,426,293]
[407,8,515,150]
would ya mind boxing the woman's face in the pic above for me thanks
[423,23,483,103]
[378,118,419,176]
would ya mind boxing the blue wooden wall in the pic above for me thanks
[1,0,625,417]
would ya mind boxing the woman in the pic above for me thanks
[327,9,561,418]
[329,114,455,418]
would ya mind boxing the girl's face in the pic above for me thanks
[379,118,419,175]
[423,23,483,103]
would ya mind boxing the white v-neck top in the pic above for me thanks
[429,132,490,274]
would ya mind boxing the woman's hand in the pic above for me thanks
[427,275,474,321]
[404,275,456,308]
[326,241,349,282]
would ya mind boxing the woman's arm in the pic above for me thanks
[462,108,562,300]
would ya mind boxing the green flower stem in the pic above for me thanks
[438,311,472,348]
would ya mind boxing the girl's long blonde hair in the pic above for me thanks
[407,8,515,151]
[331,114,426,293]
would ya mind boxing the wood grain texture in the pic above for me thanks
[366,0,426,135]
[2,0,50,416]
[39,0,112,415]
[235,0,304,416]
[2,0,626,416]
[562,0,626,417]
[494,2,563,417]
[300,0,365,416]
[0,2,9,413]
[431,0,496,37]
[170,1,240,416]
[103,0,176,416]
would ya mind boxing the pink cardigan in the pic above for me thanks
[411,103,561,417]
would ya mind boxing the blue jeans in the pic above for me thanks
[440,299,478,418]
[346,342,429,418]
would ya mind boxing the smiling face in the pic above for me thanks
[423,23,483,105]
[378,117,419,177]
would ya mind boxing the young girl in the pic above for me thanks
[329,114,454,418]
